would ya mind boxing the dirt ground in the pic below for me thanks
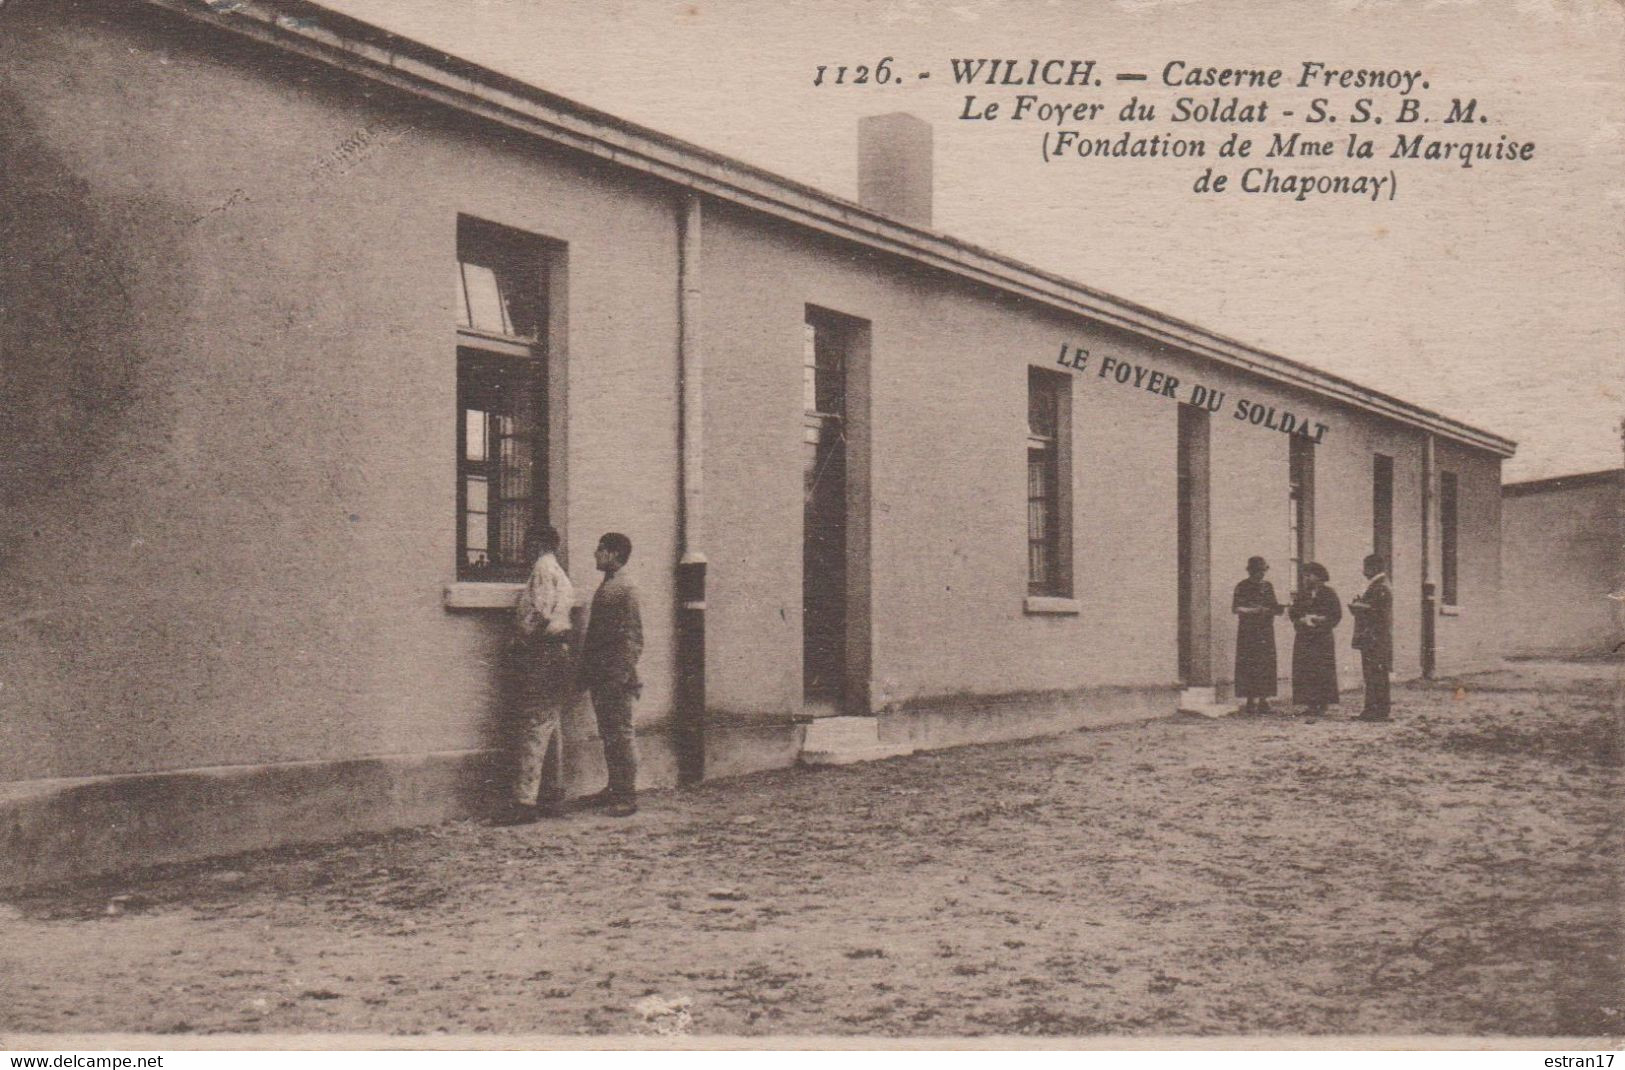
[3,660,1620,1040]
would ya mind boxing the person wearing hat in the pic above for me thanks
[1349,553,1394,721]
[1231,556,1284,715]
[1287,561,1343,717]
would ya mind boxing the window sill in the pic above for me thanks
[1024,596,1080,616]
[1439,603,1461,617]
[443,581,524,610]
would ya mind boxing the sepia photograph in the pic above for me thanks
[1,0,1621,1051]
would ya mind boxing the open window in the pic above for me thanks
[455,216,550,582]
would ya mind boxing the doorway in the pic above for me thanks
[1373,453,1394,572]
[803,311,849,711]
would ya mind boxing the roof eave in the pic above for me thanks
[139,0,1516,458]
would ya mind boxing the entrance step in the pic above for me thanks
[798,716,918,766]
[1178,687,1234,719]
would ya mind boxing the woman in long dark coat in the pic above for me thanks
[1288,561,1342,716]
[1231,556,1283,714]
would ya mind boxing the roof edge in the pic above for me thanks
[139,0,1516,457]
[1503,468,1623,496]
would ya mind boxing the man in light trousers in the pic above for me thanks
[495,525,574,825]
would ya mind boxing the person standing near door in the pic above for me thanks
[1349,553,1394,722]
[1288,562,1342,718]
[580,532,643,817]
[1231,556,1284,715]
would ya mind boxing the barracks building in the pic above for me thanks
[0,0,1515,885]
[1502,469,1623,659]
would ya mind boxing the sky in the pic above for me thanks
[324,0,1624,481]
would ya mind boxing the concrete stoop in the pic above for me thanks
[798,716,918,766]
[1177,686,1235,719]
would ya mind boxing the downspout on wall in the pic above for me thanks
[1421,432,1437,678]
[675,191,707,784]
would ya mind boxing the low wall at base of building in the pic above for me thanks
[0,720,806,891]
[877,685,1181,750]
[0,750,500,891]
[6,665,1477,889]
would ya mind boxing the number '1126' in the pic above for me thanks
[814,58,895,86]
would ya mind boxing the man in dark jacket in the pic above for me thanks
[580,532,643,816]
[1349,553,1393,722]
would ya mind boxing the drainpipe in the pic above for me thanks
[675,191,707,784]
[1421,433,1436,678]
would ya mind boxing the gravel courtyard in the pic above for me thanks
[3,660,1620,1040]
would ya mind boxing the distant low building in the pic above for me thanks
[1502,469,1624,658]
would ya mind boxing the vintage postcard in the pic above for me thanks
[1,0,1620,1052]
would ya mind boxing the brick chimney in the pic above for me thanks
[858,113,933,228]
